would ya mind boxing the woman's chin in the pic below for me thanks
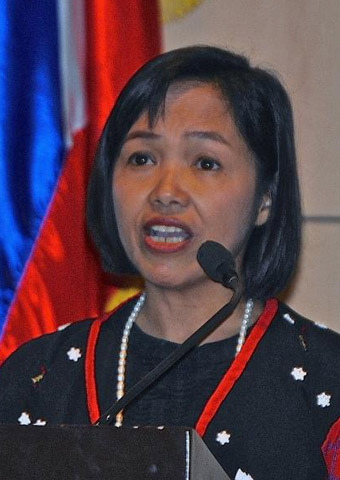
[127,244,206,291]
[142,265,206,292]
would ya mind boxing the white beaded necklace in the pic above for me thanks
[115,293,254,427]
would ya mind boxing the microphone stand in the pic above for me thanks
[95,283,242,426]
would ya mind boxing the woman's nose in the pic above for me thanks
[148,166,190,212]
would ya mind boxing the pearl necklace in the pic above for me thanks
[115,293,254,427]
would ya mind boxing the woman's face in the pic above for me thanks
[113,83,269,290]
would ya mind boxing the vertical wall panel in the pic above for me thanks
[163,0,340,329]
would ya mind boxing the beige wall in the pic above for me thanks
[162,0,340,329]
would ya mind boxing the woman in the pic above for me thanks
[0,46,339,479]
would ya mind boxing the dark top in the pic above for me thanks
[1,298,340,479]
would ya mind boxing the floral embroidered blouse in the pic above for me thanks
[0,298,340,480]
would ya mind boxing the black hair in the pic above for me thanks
[87,45,301,300]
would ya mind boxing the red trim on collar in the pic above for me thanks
[195,298,278,437]
[85,295,278,430]
[85,293,141,425]
[85,315,105,424]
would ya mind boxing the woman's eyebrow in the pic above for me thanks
[124,129,231,146]
[125,130,161,142]
[184,130,230,146]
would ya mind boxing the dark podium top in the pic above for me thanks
[0,425,230,479]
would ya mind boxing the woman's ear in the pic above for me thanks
[255,194,271,226]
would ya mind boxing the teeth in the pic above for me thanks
[150,225,185,234]
[149,236,186,243]
[146,224,190,244]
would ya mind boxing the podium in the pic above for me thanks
[0,425,230,479]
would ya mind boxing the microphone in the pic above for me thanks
[197,241,238,290]
[95,241,242,426]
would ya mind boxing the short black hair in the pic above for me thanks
[87,45,301,300]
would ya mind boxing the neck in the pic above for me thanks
[136,280,260,344]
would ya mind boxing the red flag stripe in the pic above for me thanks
[0,1,160,363]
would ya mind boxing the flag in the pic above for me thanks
[0,0,160,363]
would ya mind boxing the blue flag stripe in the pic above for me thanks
[0,1,65,329]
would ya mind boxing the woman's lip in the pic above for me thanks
[144,235,191,253]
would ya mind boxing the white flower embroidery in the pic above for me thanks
[291,367,307,381]
[317,392,331,408]
[67,347,82,362]
[216,430,231,445]
[33,419,47,426]
[58,323,71,331]
[283,313,295,325]
[314,322,328,330]
[18,412,31,425]
[235,468,254,480]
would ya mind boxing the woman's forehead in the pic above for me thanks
[128,83,232,135]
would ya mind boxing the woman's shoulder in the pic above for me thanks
[0,317,94,376]
[1,297,136,372]
[269,302,340,447]
[0,317,96,424]
[277,302,340,358]
[275,302,340,413]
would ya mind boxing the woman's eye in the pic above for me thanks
[128,153,154,166]
[196,157,220,171]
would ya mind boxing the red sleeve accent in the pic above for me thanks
[195,298,278,437]
[85,293,142,424]
[322,416,340,479]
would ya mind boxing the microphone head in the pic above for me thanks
[197,241,238,289]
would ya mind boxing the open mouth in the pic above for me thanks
[143,221,192,252]
[147,225,190,243]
